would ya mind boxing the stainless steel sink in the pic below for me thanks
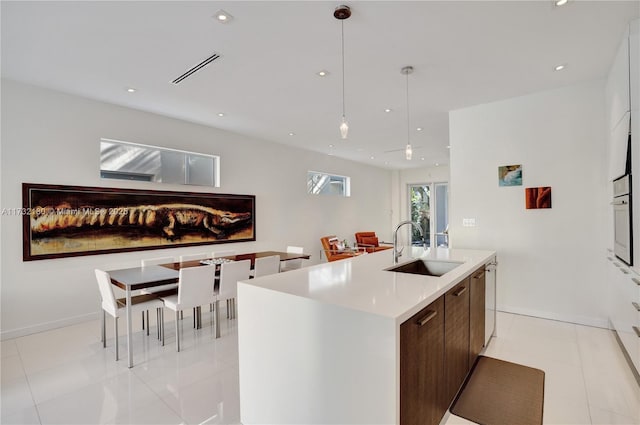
[385,259,463,277]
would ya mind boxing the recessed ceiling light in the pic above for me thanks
[370,156,375,160]
[384,108,392,113]
[446,145,451,149]
[435,163,439,166]
[317,70,329,77]
[214,10,233,23]
[554,64,566,71]
[126,87,136,93]
[328,144,334,148]
[554,0,568,6]
[421,157,425,161]
[384,161,389,165]
[288,132,295,136]
[217,112,225,117]
[416,127,423,131]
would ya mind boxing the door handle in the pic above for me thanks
[417,310,437,326]
[484,261,498,272]
[453,286,467,297]
[633,302,640,312]
[632,278,640,286]
[634,326,640,338]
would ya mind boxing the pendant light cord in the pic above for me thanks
[406,70,410,145]
[341,20,346,118]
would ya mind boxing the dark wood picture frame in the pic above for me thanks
[22,183,256,261]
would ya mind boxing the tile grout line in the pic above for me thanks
[495,310,516,338]
[131,354,197,425]
[27,321,161,424]
[13,337,44,425]
[573,323,595,425]
[129,320,237,425]
[120,368,189,425]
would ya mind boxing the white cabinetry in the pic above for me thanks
[630,21,639,113]
[631,20,640,270]
[606,18,640,381]
[606,29,630,132]
[606,18,639,267]
[607,253,640,374]
[609,112,630,181]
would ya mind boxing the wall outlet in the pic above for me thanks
[462,218,476,227]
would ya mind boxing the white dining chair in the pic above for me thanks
[217,259,251,323]
[253,255,281,278]
[280,246,304,272]
[160,265,217,352]
[179,253,209,262]
[211,250,235,258]
[141,256,175,267]
[95,269,165,361]
[140,257,178,294]
[139,256,179,328]
[206,249,236,316]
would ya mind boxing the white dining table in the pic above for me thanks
[106,265,179,368]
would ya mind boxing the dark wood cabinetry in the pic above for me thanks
[400,264,488,425]
[469,267,486,364]
[400,297,446,425]
[444,278,471,402]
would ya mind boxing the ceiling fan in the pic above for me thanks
[383,145,425,154]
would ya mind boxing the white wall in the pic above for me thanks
[449,81,609,327]
[0,79,392,339]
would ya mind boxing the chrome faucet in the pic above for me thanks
[393,220,426,264]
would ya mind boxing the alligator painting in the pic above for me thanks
[30,203,252,240]
[22,183,256,261]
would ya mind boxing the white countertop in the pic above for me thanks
[241,247,496,324]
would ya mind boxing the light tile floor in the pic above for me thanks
[1,311,639,424]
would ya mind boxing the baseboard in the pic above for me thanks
[1,312,98,341]
[497,305,610,329]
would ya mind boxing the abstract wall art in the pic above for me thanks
[498,164,523,187]
[525,186,552,209]
[22,183,255,261]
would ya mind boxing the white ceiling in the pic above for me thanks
[2,1,638,170]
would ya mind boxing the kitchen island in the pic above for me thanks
[237,247,497,425]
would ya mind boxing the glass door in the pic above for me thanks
[409,184,431,247]
[409,183,449,248]
[434,183,449,247]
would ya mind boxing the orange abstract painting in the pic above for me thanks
[525,187,552,209]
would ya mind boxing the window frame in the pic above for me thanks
[307,170,351,197]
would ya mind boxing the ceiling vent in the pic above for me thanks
[171,52,221,85]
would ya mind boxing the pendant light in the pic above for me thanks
[334,5,351,139]
[401,66,414,160]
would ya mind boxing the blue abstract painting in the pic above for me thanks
[498,164,522,187]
